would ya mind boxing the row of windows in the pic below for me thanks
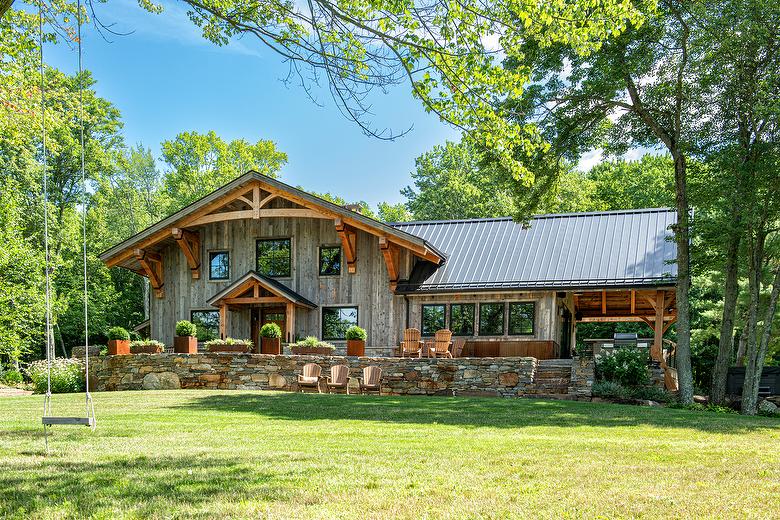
[421,302,535,337]
[206,239,342,281]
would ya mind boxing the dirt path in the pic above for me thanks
[0,386,33,397]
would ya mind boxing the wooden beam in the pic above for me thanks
[221,296,287,305]
[601,289,607,315]
[171,228,201,279]
[133,248,164,298]
[219,304,226,340]
[285,302,295,343]
[379,236,400,290]
[578,315,676,323]
[188,208,329,226]
[663,317,677,334]
[335,218,357,273]
[258,193,277,209]
[630,289,636,314]
[651,289,664,362]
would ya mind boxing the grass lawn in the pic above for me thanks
[1,391,779,519]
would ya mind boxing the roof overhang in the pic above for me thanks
[207,271,317,309]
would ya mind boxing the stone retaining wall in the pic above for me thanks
[90,353,594,398]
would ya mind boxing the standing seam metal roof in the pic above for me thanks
[390,208,677,293]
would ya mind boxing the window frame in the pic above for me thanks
[318,245,342,277]
[207,250,230,281]
[255,237,292,278]
[321,305,359,341]
[190,309,221,342]
[478,302,506,336]
[449,303,475,336]
[508,301,536,336]
[421,304,446,337]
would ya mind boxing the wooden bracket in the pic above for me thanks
[601,289,607,315]
[134,248,164,298]
[335,218,357,273]
[379,236,400,291]
[171,228,201,279]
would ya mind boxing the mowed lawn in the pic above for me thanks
[1,391,779,519]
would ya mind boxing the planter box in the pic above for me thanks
[130,345,163,354]
[291,346,336,356]
[174,336,198,354]
[107,339,130,356]
[208,343,251,353]
[261,337,281,355]
[346,339,365,357]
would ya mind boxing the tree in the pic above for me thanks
[304,189,377,219]
[377,202,412,223]
[160,130,287,214]
[588,155,675,210]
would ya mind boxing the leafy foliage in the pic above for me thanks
[107,327,130,341]
[259,323,282,339]
[596,348,650,387]
[345,325,367,341]
[175,320,198,337]
[26,358,85,394]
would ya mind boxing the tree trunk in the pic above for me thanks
[736,326,747,366]
[740,229,765,414]
[0,0,14,20]
[672,151,694,404]
[711,221,741,405]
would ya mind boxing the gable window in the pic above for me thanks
[450,303,475,336]
[322,306,358,340]
[256,238,291,277]
[319,246,341,276]
[509,302,535,335]
[190,310,220,341]
[421,304,446,336]
[479,303,505,336]
[208,251,229,280]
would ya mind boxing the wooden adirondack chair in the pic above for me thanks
[451,338,466,358]
[297,363,322,393]
[399,328,423,357]
[326,364,350,394]
[359,366,382,395]
[429,329,453,358]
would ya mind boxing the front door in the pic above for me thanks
[251,307,287,348]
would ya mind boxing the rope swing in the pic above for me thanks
[40,0,97,452]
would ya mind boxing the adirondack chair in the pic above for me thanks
[326,364,350,394]
[428,329,453,358]
[451,338,466,358]
[399,328,423,358]
[359,366,382,395]
[297,363,322,393]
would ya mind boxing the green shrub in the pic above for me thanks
[293,337,336,350]
[1,369,24,385]
[107,326,130,341]
[596,348,649,386]
[667,402,738,414]
[176,320,197,337]
[631,385,677,403]
[205,338,253,348]
[26,359,85,394]
[130,340,165,353]
[345,326,367,341]
[592,381,633,400]
[259,323,282,339]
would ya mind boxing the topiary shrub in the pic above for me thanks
[596,348,650,386]
[107,326,130,341]
[259,323,282,339]
[26,359,85,394]
[175,320,197,337]
[345,325,367,341]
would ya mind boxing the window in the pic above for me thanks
[319,246,341,276]
[256,238,291,277]
[421,304,446,336]
[208,251,229,280]
[190,310,220,341]
[322,307,358,340]
[450,303,475,336]
[479,303,505,336]
[509,302,535,335]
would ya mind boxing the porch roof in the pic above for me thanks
[207,271,317,309]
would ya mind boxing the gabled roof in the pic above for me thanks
[392,208,678,293]
[207,271,317,308]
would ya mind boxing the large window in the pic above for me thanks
[319,246,341,276]
[256,238,291,277]
[450,303,475,336]
[479,303,505,336]
[208,251,229,280]
[322,306,358,340]
[509,302,535,335]
[191,310,220,341]
[421,304,446,336]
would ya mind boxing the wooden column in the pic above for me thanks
[651,289,664,362]
[285,302,295,343]
[219,304,227,340]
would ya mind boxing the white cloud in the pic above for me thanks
[578,149,603,171]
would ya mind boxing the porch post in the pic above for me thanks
[219,304,227,340]
[651,290,664,362]
[285,302,295,343]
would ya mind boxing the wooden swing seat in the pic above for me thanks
[42,416,94,427]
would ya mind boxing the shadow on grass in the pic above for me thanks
[170,391,778,433]
[0,454,303,518]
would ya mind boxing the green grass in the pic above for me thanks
[1,391,779,519]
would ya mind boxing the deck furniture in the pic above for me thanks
[358,366,382,395]
[326,364,350,394]
[451,338,466,358]
[297,363,322,393]
[428,329,453,358]
[399,328,423,358]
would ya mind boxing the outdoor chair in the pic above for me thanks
[451,338,466,358]
[326,364,350,394]
[399,328,423,358]
[358,365,382,395]
[297,363,322,393]
[429,329,453,358]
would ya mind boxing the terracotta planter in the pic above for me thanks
[261,337,281,355]
[174,335,198,354]
[291,346,336,356]
[346,339,365,356]
[208,343,251,353]
[131,345,164,354]
[107,339,130,356]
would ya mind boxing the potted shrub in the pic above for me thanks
[107,327,131,355]
[290,336,337,356]
[174,320,198,354]
[130,339,165,354]
[259,323,282,355]
[345,325,367,356]
[206,337,253,353]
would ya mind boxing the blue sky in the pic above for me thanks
[45,0,461,207]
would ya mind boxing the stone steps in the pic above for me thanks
[528,359,573,396]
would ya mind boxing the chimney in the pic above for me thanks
[343,203,363,214]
